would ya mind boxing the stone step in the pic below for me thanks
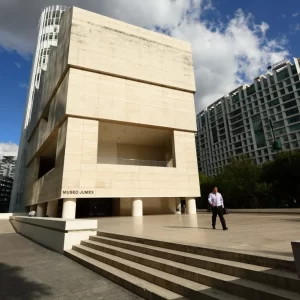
[89,235,300,293]
[65,249,188,300]
[97,231,296,272]
[78,241,300,300]
[70,245,245,300]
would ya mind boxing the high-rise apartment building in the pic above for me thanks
[10,5,68,212]
[22,7,200,218]
[197,58,300,176]
[0,176,13,213]
[0,156,17,178]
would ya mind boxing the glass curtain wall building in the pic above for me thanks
[9,5,68,212]
[197,58,300,176]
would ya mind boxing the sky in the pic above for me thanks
[0,0,300,158]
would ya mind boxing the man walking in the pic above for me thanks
[208,187,228,230]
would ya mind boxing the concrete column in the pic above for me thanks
[132,198,143,217]
[37,203,46,217]
[176,198,181,214]
[46,200,58,218]
[186,198,197,215]
[62,199,77,219]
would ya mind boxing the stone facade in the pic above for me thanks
[24,7,200,218]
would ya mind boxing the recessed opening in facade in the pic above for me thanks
[37,135,58,179]
[76,198,119,218]
[97,121,176,168]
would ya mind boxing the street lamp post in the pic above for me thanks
[268,119,281,154]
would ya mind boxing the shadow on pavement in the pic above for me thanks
[0,263,52,299]
[164,226,214,230]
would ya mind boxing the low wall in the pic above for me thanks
[0,213,27,219]
[10,216,97,253]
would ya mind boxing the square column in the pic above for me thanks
[46,200,58,218]
[62,199,77,219]
[37,203,47,217]
[132,198,143,217]
[176,198,181,214]
[186,198,196,215]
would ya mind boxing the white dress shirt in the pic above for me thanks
[208,192,224,208]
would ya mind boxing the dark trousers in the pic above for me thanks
[212,206,227,229]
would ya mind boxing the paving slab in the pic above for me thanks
[96,213,300,259]
[0,233,141,300]
[0,220,15,234]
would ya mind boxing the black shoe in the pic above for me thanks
[212,226,216,229]
[223,227,228,231]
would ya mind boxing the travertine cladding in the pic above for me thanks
[29,6,196,138]
[68,8,195,92]
[67,69,196,131]
[60,118,199,198]
[23,6,200,207]
[25,120,67,206]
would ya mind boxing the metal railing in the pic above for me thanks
[98,157,174,168]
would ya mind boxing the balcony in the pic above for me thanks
[98,157,174,168]
[97,121,176,168]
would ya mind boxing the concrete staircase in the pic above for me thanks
[65,231,300,300]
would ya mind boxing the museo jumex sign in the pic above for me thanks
[62,190,95,195]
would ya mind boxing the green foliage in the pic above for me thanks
[261,151,300,205]
[198,173,214,208]
[215,156,266,208]
[199,151,300,209]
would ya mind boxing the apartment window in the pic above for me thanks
[286,79,292,85]
[277,68,289,82]
[291,133,297,140]
[273,120,285,128]
[287,115,300,124]
[280,89,285,96]
[269,99,279,108]
[282,92,295,102]
[285,107,299,117]
[289,123,300,132]
[282,135,289,142]
[284,100,297,109]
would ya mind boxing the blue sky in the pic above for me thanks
[0,0,300,149]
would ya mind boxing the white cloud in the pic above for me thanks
[14,62,21,68]
[295,24,300,31]
[282,14,286,19]
[19,83,28,89]
[0,142,18,159]
[292,12,299,18]
[0,0,289,112]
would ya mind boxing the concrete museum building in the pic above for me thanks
[24,7,200,219]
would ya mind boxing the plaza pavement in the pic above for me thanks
[0,229,141,300]
[1,213,299,299]
[96,213,300,259]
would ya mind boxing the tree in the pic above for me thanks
[198,173,214,208]
[215,156,266,208]
[262,151,300,207]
